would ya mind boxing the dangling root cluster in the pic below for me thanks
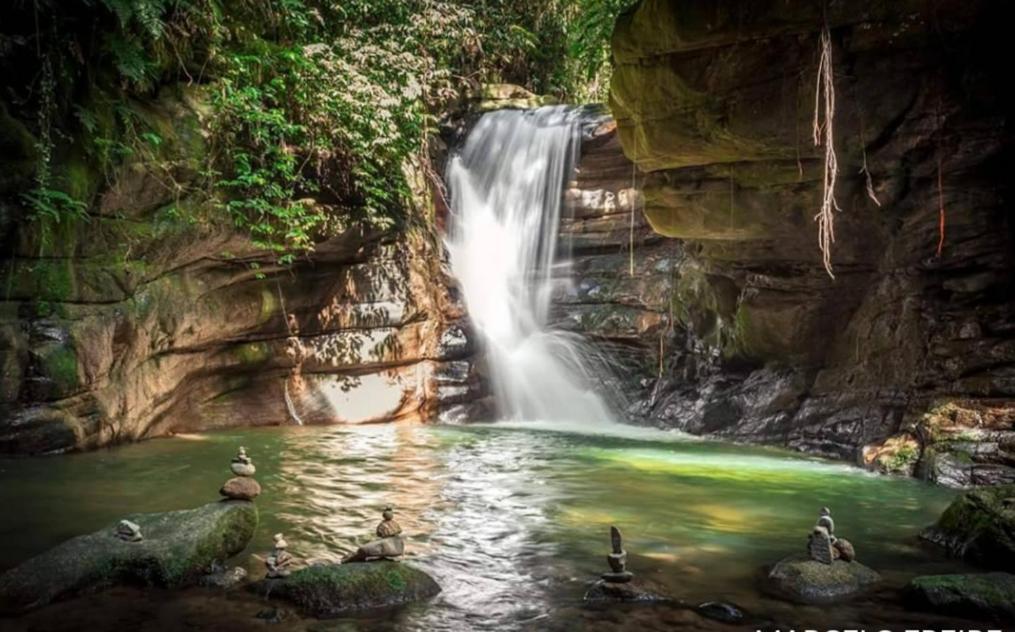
[813,25,840,279]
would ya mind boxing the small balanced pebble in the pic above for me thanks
[219,446,261,501]
[230,446,256,477]
[114,519,143,542]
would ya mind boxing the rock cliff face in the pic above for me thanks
[555,117,677,412]
[0,89,483,454]
[600,0,1014,484]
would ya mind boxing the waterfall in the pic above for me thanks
[445,106,615,424]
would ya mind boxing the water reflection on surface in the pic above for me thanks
[0,423,972,631]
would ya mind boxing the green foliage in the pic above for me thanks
[5,0,635,262]
[566,0,640,101]
[883,443,919,473]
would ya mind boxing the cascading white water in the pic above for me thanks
[445,106,615,424]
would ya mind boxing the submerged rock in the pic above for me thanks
[198,563,248,590]
[920,484,1015,570]
[696,601,745,624]
[583,579,668,603]
[255,606,294,624]
[904,573,1015,621]
[765,555,881,604]
[0,500,258,613]
[248,561,440,617]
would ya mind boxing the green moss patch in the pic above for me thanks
[250,561,440,617]
[0,500,258,613]
[905,573,1015,621]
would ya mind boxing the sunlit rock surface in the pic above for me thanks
[602,0,1015,474]
[0,90,484,453]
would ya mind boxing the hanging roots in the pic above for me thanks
[858,116,881,208]
[813,25,840,279]
[936,154,946,257]
[629,163,637,277]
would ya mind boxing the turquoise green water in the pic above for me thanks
[0,423,970,630]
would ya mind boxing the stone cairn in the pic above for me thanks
[342,506,405,563]
[583,525,668,602]
[265,533,294,579]
[220,446,262,501]
[602,526,633,583]
[807,507,856,564]
[114,519,143,542]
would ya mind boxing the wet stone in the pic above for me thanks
[765,555,881,604]
[220,476,261,501]
[198,562,247,590]
[696,601,745,624]
[807,526,834,565]
[584,579,667,603]
[115,519,143,542]
[343,507,406,563]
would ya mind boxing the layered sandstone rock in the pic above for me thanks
[555,115,677,412]
[0,89,483,454]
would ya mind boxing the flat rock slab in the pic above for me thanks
[904,572,1015,622]
[765,555,881,604]
[249,561,440,617]
[0,500,258,613]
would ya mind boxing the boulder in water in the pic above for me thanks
[904,572,1015,621]
[248,561,440,616]
[920,484,1015,570]
[0,500,258,613]
[765,554,881,604]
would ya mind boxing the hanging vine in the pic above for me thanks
[857,114,881,207]
[812,24,840,279]
[936,154,946,257]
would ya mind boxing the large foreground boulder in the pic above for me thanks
[0,500,258,613]
[249,561,440,617]
[904,573,1015,621]
[765,555,881,604]
[920,484,1015,570]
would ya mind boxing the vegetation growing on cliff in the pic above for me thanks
[1,0,634,261]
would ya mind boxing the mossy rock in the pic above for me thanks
[904,573,1015,621]
[764,555,881,604]
[0,500,258,613]
[249,561,440,617]
[920,484,1015,570]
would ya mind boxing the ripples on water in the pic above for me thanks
[0,424,968,631]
